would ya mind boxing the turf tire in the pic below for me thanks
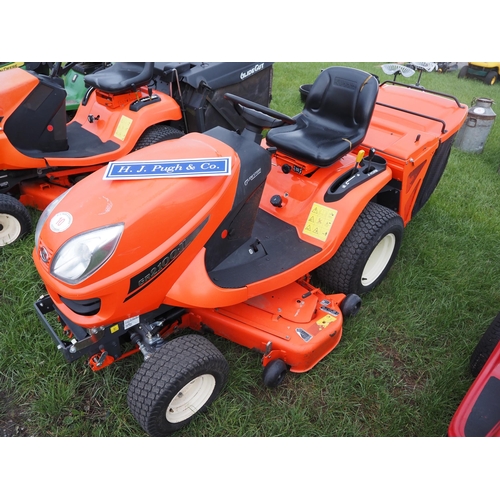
[315,202,403,295]
[470,312,500,377]
[0,194,33,246]
[133,124,184,151]
[127,334,229,436]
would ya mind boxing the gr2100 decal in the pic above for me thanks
[125,218,208,302]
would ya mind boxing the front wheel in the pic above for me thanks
[127,334,229,436]
[0,194,33,246]
[315,203,404,295]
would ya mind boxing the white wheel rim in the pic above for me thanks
[361,233,396,287]
[166,374,216,423]
[0,214,22,246]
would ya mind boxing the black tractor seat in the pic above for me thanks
[266,66,379,167]
[84,62,155,94]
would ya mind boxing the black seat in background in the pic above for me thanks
[84,62,154,94]
[266,66,379,167]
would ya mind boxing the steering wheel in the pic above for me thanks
[224,93,296,129]
[49,62,78,78]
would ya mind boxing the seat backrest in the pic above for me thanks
[303,66,378,134]
[84,62,155,94]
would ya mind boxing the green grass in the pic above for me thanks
[2,62,500,436]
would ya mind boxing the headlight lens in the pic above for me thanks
[35,189,71,250]
[50,224,124,284]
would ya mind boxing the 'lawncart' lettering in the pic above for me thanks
[104,157,231,180]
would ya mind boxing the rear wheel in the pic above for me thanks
[127,334,229,436]
[470,312,500,377]
[133,124,184,151]
[484,71,498,86]
[458,66,468,79]
[0,194,32,246]
[315,203,404,295]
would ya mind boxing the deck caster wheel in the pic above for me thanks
[263,359,288,388]
[340,294,361,317]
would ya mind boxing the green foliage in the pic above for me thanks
[2,62,500,436]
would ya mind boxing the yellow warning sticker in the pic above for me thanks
[303,203,337,242]
[110,324,119,334]
[316,314,338,329]
[114,115,133,141]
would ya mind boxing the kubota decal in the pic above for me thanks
[303,203,337,242]
[125,218,208,302]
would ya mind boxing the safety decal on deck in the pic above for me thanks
[303,203,337,242]
[296,328,312,342]
[316,314,338,329]
[114,115,133,141]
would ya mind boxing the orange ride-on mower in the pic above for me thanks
[0,61,273,246]
[33,66,468,436]
[449,312,500,436]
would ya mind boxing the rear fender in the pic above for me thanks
[262,153,394,262]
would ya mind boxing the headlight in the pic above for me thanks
[50,224,124,284]
[35,189,71,250]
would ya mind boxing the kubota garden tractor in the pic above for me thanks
[32,66,468,436]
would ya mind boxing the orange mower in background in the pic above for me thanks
[0,61,274,246]
[33,66,468,436]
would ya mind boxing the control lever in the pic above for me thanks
[342,150,365,188]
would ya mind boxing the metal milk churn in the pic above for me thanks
[454,97,496,153]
